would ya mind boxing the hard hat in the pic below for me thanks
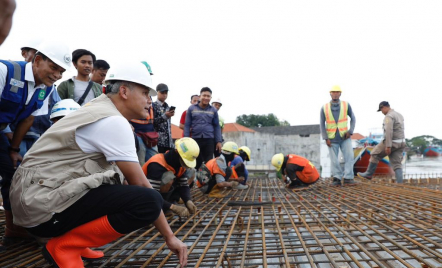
[221,141,239,154]
[36,39,72,70]
[239,146,251,161]
[141,61,153,75]
[21,37,42,50]
[50,99,81,119]
[175,137,200,168]
[271,153,284,171]
[104,61,157,96]
[330,85,342,93]
[212,97,222,105]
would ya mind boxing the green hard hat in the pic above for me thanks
[141,61,153,75]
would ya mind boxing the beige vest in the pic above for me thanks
[10,94,125,227]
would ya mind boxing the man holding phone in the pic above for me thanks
[153,83,175,153]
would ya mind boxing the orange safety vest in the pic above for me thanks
[130,106,154,125]
[228,156,240,180]
[287,154,319,184]
[142,153,186,178]
[196,157,226,188]
[323,101,348,139]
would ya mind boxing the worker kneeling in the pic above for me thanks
[196,141,248,198]
[9,62,188,268]
[271,154,320,190]
[142,137,199,217]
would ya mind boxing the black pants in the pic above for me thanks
[0,133,15,210]
[194,138,215,170]
[26,185,163,237]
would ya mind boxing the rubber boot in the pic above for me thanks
[394,168,403,183]
[357,162,378,180]
[2,210,32,246]
[81,248,104,259]
[42,216,123,268]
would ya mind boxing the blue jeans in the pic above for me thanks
[19,135,39,158]
[136,136,158,165]
[328,138,354,180]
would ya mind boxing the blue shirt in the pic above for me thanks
[230,155,249,181]
[184,103,222,142]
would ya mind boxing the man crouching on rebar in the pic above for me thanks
[142,137,199,217]
[195,141,249,198]
[9,62,188,268]
[271,153,320,190]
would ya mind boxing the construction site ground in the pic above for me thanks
[1,175,442,268]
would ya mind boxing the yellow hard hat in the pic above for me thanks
[330,85,342,93]
[221,141,239,154]
[175,138,200,168]
[239,146,251,161]
[271,153,285,171]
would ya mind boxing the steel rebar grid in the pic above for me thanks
[1,176,441,268]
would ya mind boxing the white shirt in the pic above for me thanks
[75,116,138,162]
[0,62,52,116]
[72,77,95,105]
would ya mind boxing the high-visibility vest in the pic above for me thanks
[287,154,319,184]
[142,153,186,178]
[195,157,226,190]
[323,101,348,139]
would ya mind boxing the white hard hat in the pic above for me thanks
[212,97,222,105]
[36,39,72,70]
[104,61,156,96]
[50,99,81,119]
[21,37,42,50]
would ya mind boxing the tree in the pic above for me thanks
[236,113,290,127]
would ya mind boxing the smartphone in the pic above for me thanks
[169,106,176,111]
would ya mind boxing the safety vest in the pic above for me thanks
[0,60,52,128]
[196,157,227,190]
[287,154,319,184]
[323,101,348,139]
[142,153,186,178]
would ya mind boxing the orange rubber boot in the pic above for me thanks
[42,216,122,268]
[81,248,104,259]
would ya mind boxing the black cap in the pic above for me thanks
[377,101,390,112]
[156,83,169,92]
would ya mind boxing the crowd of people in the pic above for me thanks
[0,40,257,267]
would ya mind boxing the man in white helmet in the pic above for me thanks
[9,61,188,267]
[50,99,81,123]
[0,40,71,247]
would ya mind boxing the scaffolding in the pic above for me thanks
[1,176,442,268]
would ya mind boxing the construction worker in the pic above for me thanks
[9,61,187,267]
[271,153,320,189]
[196,141,248,198]
[230,146,251,185]
[357,101,405,183]
[0,40,72,247]
[142,137,199,217]
[49,99,81,123]
[319,85,356,186]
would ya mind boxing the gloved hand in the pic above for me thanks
[231,181,239,188]
[186,200,197,214]
[170,204,190,217]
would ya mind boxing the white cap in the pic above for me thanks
[50,99,81,119]
[104,61,156,96]
[212,97,222,105]
[37,39,72,70]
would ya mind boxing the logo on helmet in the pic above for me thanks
[180,143,188,153]
[64,54,72,63]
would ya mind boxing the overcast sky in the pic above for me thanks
[1,0,441,139]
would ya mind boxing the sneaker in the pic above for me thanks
[330,178,341,187]
[357,172,372,180]
[233,184,249,190]
[344,179,357,186]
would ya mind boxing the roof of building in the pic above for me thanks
[250,124,320,136]
[351,133,365,140]
[223,123,256,133]
[171,124,183,140]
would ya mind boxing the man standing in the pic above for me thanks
[90,59,110,85]
[358,101,405,183]
[184,87,222,169]
[211,97,224,157]
[320,85,356,186]
[153,83,175,153]
[9,62,187,267]
[57,49,102,106]
[0,40,72,246]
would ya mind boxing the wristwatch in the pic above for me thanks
[8,146,20,153]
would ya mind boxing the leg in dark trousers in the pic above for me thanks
[0,133,15,211]
[27,185,163,237]
[194,138,215,170]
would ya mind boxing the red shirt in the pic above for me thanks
[180,111,187,137]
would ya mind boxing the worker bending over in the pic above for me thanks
[229,146,251,185]
[143,137,198,217]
